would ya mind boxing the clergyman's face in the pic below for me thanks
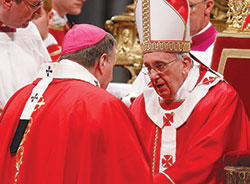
[53,0,86,16]
[7,0,43,28]
[189,0,206,35]
[143,52,190,100]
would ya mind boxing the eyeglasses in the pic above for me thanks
[23,0,44,11]
[189,0,206,10]
[142,58,180,75]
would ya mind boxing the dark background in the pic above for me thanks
[67,0,134,29]
[68,0,135,83]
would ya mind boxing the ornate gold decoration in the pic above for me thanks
[105,0,143,83]
[14,118,33,184]
[105,0,250,83]
[34,97,45,112]
[224,0,250,33]
[140,0,190,53]
[225,166,250,183]
[152,126,159,176]
[142,41,190,53]
[211,0,229,32]
[212,0,229,20]
[244,22,250,32]
[211,0,250,33]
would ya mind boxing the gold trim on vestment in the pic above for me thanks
[152,126,159,176]
[50,47,62,57]
[14,97,45,183]
[218,48,250,74]
[142,41,190,53]
[141,0,190,53]
[14,118,33,184]
[49,24,65,31]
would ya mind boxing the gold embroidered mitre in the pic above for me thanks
[135,0,191,53]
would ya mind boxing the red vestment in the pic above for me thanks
[48,22,71,46]
[130,66,250,183]
[44,33,62,62]
[47,44,62,62]
[0,62,152,184]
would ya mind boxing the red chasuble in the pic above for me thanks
[0,63,152,184]
[130,67,250,184]
[48,22,71,46]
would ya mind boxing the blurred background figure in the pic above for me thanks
[0,0,50,112]
[67,0,134,29]
[32,0,61,61]
[49,0,86,46]
[189,0,217,67]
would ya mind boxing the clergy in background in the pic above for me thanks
[0,24,152,184]
[0,0,51,111]
[49,0,86,46]
[32,0,62,62]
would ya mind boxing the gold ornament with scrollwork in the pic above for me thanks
[225,166,250,183]
[105,1,143,83]
[211,0,229,32]
[224,0,250,33]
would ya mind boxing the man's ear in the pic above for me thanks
[182,56,192,76]
[205,0,214,16]
[96,53,108,75]
[2,0,13,10]
[48,11,54,26]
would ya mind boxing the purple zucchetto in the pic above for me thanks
[62,24,107,55]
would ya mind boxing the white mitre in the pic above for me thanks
[135,0,191,54]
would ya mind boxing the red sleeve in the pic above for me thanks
[161,83,250,183]
[67,96,153,184]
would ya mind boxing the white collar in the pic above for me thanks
[43,33,58,47]
[144,64,222,129]
[175,62,200,99]
[191,22,212,37]
[20,60,100,120]
[39,59,100,87]
[143,64,222,172]
[52,9,68,26]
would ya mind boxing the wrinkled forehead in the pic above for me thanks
[15,0,43,3]
[143,52,178,63]
[189,0,202,4]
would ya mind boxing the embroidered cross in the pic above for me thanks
[201,76,218,86]
[147,81,153,88]
[163,112,174,127]
[46,66,53,77]
[34,97,45,112]
[162,155,173,169]
[94,80,99,87]
[31,93,38,102]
